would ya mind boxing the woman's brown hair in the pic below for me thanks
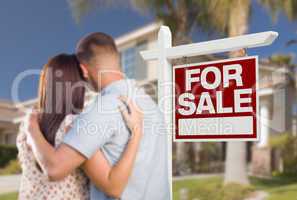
[38,54,85,146]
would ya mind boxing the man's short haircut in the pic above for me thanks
[76,32,119,65]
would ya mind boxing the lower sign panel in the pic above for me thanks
[178,116,253,135]
[173,56,259,141]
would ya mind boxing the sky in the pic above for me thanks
[0,0,296,101]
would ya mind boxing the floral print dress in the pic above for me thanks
[17,115,90,200]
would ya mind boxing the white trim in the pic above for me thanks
[141,31,278,61]
[115,22,162,47]
[0,117,16,123]
[259,64,288,73]
[15,98,37,109]
[259,88,274,96]
[12,116,25,124]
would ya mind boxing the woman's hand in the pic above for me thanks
[118,96,143,140]
[24,110,41,148]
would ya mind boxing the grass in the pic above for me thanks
[173,175,297,200]
[0,192,18,200]
[251,176,297,200]
[1,175,297,200]
[173,176,223,200]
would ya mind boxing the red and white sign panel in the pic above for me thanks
[173,56,259,141]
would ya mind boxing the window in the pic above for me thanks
[4,133,16,145]
[121,47,136,78]
[4,134,10,144]
[135,41,148,80]
[121,41,148,79]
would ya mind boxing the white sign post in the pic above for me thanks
[140,26,278,199]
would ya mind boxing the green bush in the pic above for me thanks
[0,160,21,175]
[270,134,289,149]
[195,143,224,173]
[270,133,297,175]
[0,145,18,167]
[200,183,254,200]
[0,159,21,175]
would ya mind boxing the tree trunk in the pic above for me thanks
[173,4,204,175]
[224,0,251,185]
[176,142,192,175]
[174,32,197,175]
[224,142,249,185]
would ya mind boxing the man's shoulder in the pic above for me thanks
[96,93,120,108]
[82,94,120,118]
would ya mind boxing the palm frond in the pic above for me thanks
[286,39,297,47]
[67,0,119,23]
[259,0,297,22]
[269,54,294,66]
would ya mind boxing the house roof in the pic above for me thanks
[115,21,162,46]
[0,100,25,123]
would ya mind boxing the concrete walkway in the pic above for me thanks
[0,175,20,194]
[245,191,268,200]
[173,173,222,181]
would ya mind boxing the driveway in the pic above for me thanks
[0,175,20,194]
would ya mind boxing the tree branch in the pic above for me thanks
[165,0,176,17]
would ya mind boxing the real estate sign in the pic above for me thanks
[173,56,259,141]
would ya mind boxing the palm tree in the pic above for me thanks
[201,0,297,185]
[68,0,213,45]
[260,0,297,46]
[260,0,297,21]
[205,0,251,185]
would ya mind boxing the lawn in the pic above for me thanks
[250,176,297,200]
[173,175,297,200]
[0,192,17,200]
[1,176,297,200]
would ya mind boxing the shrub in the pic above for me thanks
[0,145,18,167]
[270,133,297,175]
[195,143,224,173]
[193,183,253,200]
[0,159,21,175]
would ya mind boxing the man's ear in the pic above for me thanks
[80,64,89,78]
